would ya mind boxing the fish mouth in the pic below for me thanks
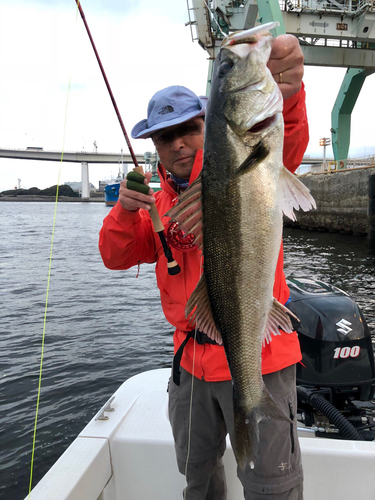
[221,22,280,49]
[237,80,264,93]
[247,115,277,134]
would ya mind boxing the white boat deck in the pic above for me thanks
[27,369,375,500]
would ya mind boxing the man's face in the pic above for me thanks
[152,117,204,180]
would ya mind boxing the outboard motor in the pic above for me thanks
[286,277,375,441]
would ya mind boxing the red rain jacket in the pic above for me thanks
[99,84,309,381]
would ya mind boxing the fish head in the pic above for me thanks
[209,23,283,149]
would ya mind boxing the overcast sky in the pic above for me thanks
[0,0,374,191]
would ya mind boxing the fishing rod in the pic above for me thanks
[75,0,181,275]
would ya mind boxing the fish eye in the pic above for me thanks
[217,61,233,78]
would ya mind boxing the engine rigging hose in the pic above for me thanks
[308,393,364,441]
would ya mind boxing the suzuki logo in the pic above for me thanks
[336,318,352,335]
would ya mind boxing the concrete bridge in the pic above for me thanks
[0,147,326,197]
[0,148,150,197]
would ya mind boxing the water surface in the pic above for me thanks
[0,202,374,499]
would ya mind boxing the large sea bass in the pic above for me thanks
[167,22,315,469]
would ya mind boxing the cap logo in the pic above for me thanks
[158,105,174,115]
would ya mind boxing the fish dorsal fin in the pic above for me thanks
[186,273,223,345]
[165,175,203,250]
[262,298,299,346]
[165,175,202,219]
[278,167,316,221]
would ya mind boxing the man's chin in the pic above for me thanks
[168,158,194,179]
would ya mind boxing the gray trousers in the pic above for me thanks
[168,365,303,500]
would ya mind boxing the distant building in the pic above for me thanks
[98,180,109,193]
[296,165,312,175]
[64,181,96,195]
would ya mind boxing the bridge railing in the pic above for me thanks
[310,155,375,173]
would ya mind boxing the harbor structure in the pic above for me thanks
[288,164,375,241]
[186,0,375,239]
[187,0,375,163]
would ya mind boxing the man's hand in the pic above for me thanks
[268,34,304,100]
[119,171,155,212]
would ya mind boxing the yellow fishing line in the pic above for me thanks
[28,5,79,496]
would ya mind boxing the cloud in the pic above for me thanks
[0,1,209,190]
[1,0,374,191]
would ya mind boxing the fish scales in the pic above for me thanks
[202,34,284,422]
[203,133,283,410]
[167,22,316,470]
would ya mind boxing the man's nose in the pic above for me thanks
[170,134,185,151]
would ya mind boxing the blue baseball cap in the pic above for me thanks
[131,85,207,140]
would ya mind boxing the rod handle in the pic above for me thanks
[126,167,181,275]
[126,169,164,232]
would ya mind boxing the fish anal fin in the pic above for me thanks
[186,274,223,345]
[279,167,316,221]
[262,298,299,346]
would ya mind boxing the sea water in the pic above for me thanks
[0,201,374,499]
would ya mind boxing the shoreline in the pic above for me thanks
[0,195,106,203]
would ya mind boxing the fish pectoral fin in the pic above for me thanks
[278,166,316,221]
[262,298,299,346]
[231,142,269,179]
[185,274,223,345]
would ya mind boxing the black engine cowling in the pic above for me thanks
[286,277,375,408]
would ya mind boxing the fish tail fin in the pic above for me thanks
[279,166,316,221]
[233,386,290,470]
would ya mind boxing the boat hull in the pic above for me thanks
[104,183,120,206]
[104,178,161,206]
[27,369,375,500]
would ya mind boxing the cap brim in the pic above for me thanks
[131,100,207,140]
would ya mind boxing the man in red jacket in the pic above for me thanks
[99,34,308,500]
